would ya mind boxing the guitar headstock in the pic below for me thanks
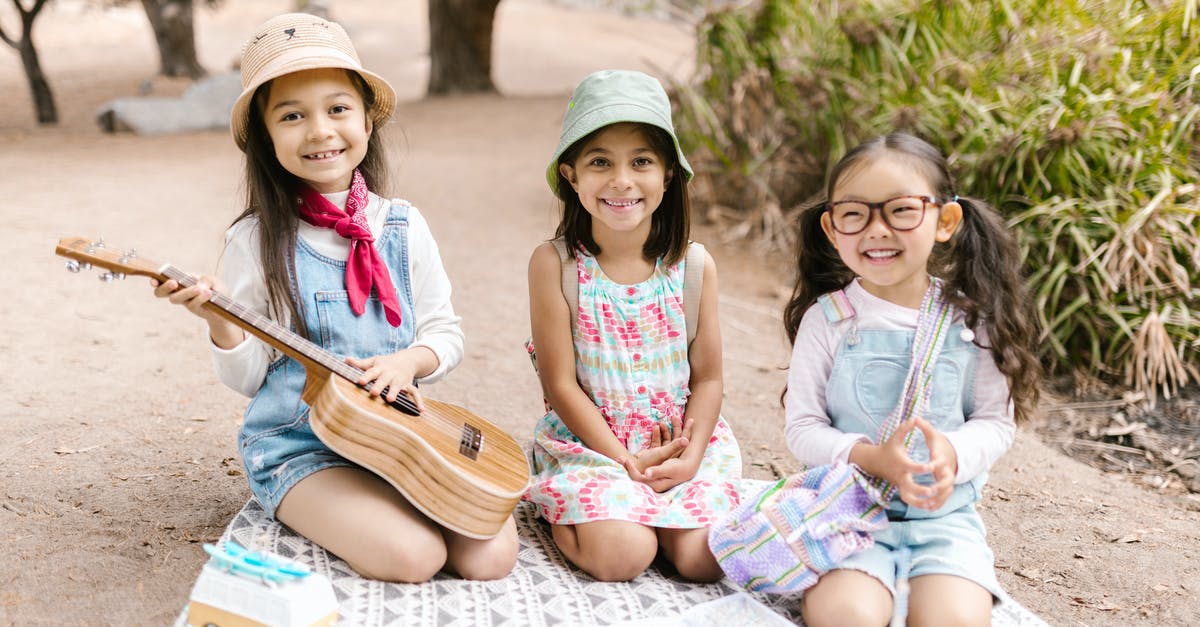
[55,236,166,282]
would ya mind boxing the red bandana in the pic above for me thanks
[296,169,402,327]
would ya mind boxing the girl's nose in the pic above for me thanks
[609,165,633,189]
[306,116,334,141]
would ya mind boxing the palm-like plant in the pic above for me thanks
[674,0,1200,402]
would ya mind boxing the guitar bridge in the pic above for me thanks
[459,424,483,460]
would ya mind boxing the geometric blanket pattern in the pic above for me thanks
[182,480,1048,626]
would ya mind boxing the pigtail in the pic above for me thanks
[936,196,1042,424]
[782,199,854,344]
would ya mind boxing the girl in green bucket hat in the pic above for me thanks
[525,70,742,582]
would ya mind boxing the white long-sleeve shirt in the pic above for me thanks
[783,280,1015,484]
[209,191,464,397]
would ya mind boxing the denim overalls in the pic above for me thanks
[238,201,417,518]
[821,290,1003,600]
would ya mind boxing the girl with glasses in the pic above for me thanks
[781,133,1042,626]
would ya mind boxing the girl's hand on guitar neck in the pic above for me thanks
[345,346,439,411]
[151,275,245,350]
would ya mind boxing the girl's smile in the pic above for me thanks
[601,197,644,212]
[305,149,346,161]
[862,247,901,262]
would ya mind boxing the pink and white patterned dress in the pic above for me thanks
[525,250,742,527]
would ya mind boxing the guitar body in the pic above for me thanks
[55,236,530,541]
[302,373,529,539]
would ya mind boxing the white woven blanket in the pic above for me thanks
[181,485,1048,626]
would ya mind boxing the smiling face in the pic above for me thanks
[558,123,673,244]
[820,153,962,308]
[261,68,372,193]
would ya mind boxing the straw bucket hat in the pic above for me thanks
[229,13,397,151]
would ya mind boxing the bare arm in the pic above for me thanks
[528,243,629,462]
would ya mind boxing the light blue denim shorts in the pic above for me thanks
[239,404,356,520]
[835,503,1002,602]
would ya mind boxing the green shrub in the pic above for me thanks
[674,0,1200,403]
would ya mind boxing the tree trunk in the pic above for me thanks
[0,0,56,124]
[427,0,501,95]
[19,33,55,124]
[140,0,206,79]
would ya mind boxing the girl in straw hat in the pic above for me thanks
[525,70,742,582]
[153,13,517,582]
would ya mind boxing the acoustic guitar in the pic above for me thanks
[56,236,529,539]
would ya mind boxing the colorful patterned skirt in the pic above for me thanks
[524,409,742,528]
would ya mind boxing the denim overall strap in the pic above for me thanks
[237,199,417,516]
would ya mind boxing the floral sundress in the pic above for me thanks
[525,250,742,528]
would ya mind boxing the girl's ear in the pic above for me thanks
[935,200,964,242]
[664,167,675,188]
[364,114,374,136]
[819,209,839,244]
[558,163,578,191]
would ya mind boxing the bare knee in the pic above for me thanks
[560,522,657,582]
[672,553,724,583]
[584,547,656,582]
[802,570,892,627]
[908,605,991,627]
[907,575,992,627]
[659,528,723,582]
[448,521,519,581]
[346,531,447,583]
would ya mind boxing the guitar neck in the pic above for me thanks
[53,237,419,416]
[160,266,378,397]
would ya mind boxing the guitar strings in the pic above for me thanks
[165,267,474,440]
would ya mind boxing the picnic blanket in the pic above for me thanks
[178,481,1048,626]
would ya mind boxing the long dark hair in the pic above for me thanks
[783,132,1042,424]
[231,70,390,337]
[553,123,690,266]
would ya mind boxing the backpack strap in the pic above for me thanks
[817,289,856,322]
[683,241,705,346]
[551,238,577,333]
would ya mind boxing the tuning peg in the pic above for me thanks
[113,272,126,280]
[65,260,80,273]
[98,271,115,282]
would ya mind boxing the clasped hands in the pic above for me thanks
[856,416,958,511]
[620,415,698,493]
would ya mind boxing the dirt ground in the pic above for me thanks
[2,1,1198,625]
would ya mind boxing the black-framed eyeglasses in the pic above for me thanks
[826,195,940,235]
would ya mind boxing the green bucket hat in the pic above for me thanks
[546,69,693,193]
